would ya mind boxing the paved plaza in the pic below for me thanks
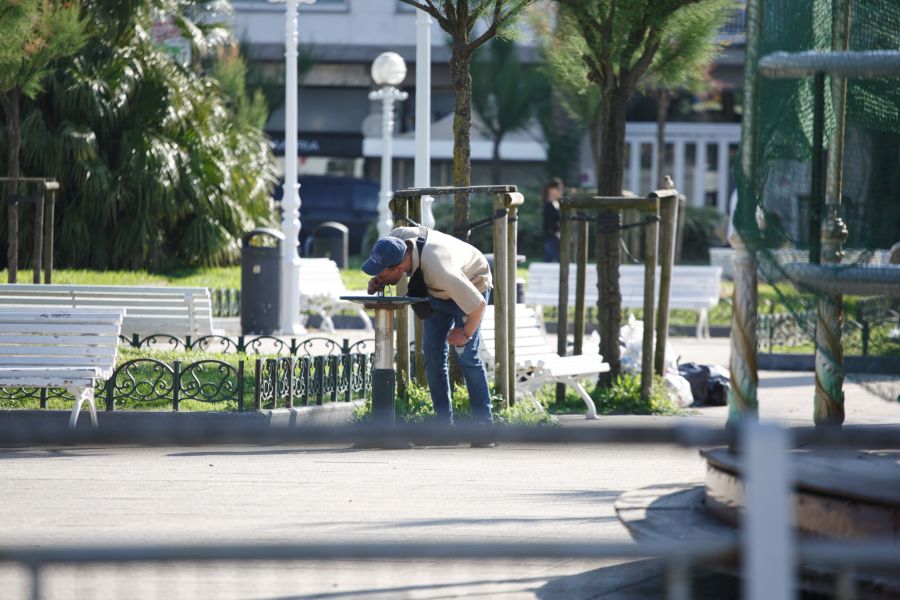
[1,335,898,599]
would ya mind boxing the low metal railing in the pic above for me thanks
[0,345,375,412]
[119,333,374,355]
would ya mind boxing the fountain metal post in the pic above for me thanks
[340,294,428,428]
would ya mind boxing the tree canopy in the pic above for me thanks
[552,0,733,380]
[1,0,87,282]
[472,37,546,184]
[398,0,535,239]
[1,0,276,271]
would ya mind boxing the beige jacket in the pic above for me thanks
[388,226,491,314]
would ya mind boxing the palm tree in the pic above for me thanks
[0,0,85,282]
[8,0,276,270]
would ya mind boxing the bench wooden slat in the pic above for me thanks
[0,334,121,345]
[0,311,124,323]
[0,283,216,337]
[0,308,123,426]
[0,345,117,357]
[0,356,116,370]
[524,262,722,337]
[0,323,123,335]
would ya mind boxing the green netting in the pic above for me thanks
[734,0,900,405]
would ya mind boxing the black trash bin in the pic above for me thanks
[309,221,349,268]
[241,228,284,335]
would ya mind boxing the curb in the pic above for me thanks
[0,402,362,437]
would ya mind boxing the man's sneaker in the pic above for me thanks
[470,441,497,448]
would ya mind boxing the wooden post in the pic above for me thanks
[654,190,678,375]
[492,192,509,408]
[32,183,44,284]
[506,198,519,404]
[392,197,410,400]
[409,195,426,385]
[43,182,58,283]
[573,216,589,355]
[641,201,659,402]
[557,204,571,404]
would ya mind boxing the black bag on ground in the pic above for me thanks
[678,362,709,405]
[705,365,730,406]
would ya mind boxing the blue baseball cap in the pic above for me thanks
[361,236,407,276]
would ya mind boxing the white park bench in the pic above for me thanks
[524,263,723,338]
[0,283,217,338]
[480,304,610,419]
[0,308,124,427]
[298,258,373,333]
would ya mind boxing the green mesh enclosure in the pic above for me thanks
[734,0,900,403]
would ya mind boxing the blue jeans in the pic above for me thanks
[543,237,560,262]
[422,289,493,425]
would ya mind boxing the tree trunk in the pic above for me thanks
[595,88,630,384]
[450,45,472,242]
[491,135,502,185]
[2,89,21,283]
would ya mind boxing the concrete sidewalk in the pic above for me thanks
[1,330,897,598]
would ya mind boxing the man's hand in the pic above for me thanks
[447,327,470,347]
[367,277,384,295]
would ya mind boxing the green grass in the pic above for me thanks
[2,265,367,291]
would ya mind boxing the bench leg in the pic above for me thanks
[67,387,98,429]
[696,309,710,339]
[311,306,335,333]
[570,380,598,420]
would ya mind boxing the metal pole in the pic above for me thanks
[409,197,425,385]
[415,9,435,228]
[278,0,312,335]
[377,90,395,239]
[372,308,396,426]
[374,87,408,239]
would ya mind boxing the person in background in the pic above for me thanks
[542,177,565,262]
[361,224,496,446]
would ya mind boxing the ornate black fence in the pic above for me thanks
[120,334,375,356]
[757,297,900,356]
[0,344,375,412]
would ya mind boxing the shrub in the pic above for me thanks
[591,373,681,415]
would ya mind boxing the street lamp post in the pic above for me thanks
[370,52,409,239]
[278,0,315,335]
[415,10,435,228]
